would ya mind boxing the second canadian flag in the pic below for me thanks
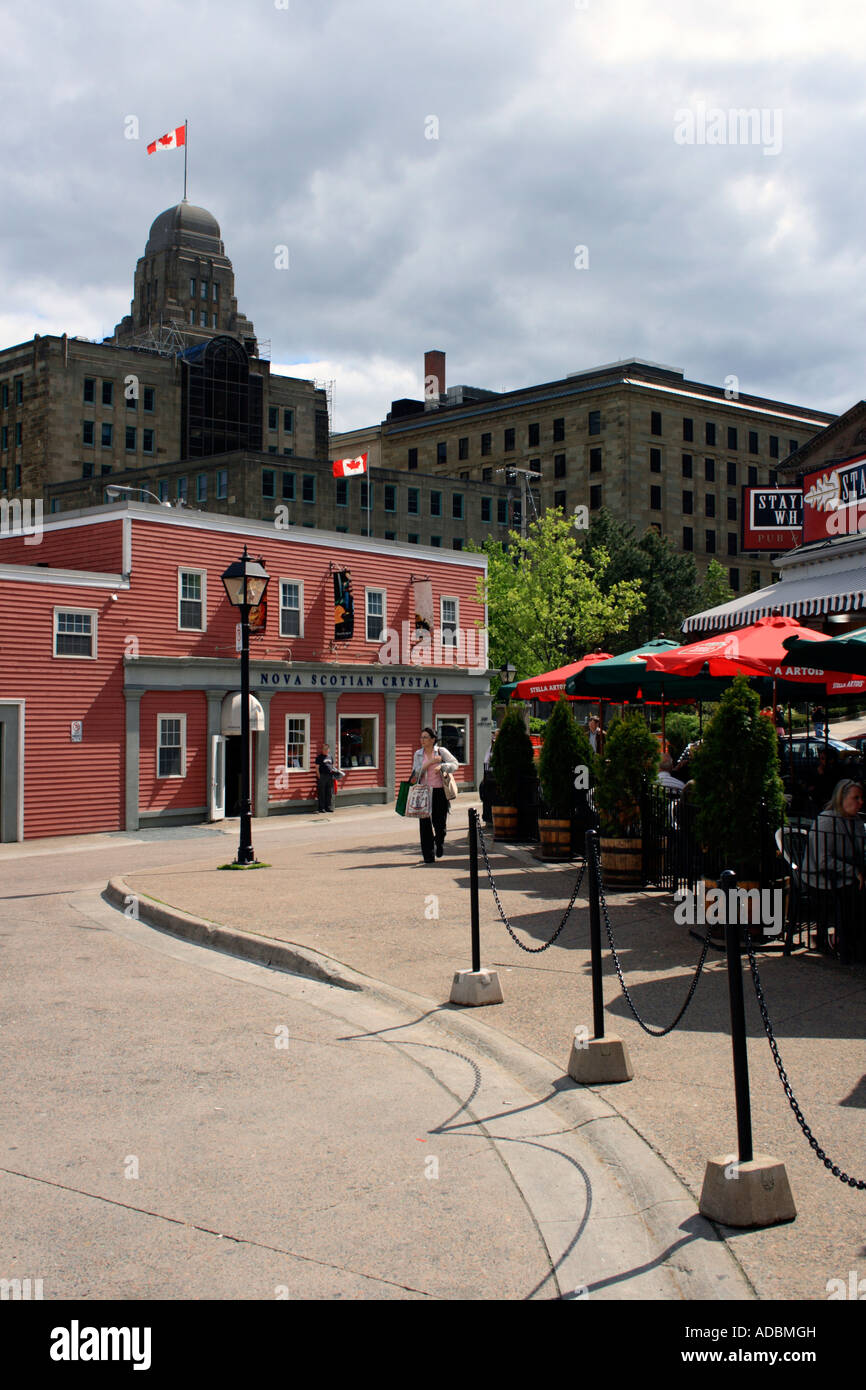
[332,453,368,478]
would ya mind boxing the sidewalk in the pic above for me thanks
[111,798,865,1301]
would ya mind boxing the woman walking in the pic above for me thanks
[410,726,459,864]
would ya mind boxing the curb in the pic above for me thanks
[104,871,756,1301]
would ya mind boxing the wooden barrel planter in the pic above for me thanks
[539,818,572,860]
[492,805,519,841]
[599,836,643,886]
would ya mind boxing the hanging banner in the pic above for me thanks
[413,579,434,637]
[802,453,866,543]
[249,596,267,636]
[333,569,354,641]
[741,486,803,551]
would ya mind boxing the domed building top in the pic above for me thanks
[145,200,224,256]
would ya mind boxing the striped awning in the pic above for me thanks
[683,563,866,635]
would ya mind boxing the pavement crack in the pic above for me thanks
[0,1165,435,1298]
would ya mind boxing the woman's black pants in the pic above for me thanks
[419,788,449,861]
[317,775,333,812]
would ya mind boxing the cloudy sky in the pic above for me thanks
[3,0,866,430]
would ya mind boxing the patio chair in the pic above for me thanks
[775,825,813,954]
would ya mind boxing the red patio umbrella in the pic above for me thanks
[513,652,613,702]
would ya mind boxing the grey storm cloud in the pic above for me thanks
[3,0,866,429]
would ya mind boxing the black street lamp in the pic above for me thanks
[221,546,270,865]
[499,660,516,686]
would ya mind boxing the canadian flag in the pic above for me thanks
[147,125,186,155]
[332,453,368,478]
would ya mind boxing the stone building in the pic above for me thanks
[332,352,837,594]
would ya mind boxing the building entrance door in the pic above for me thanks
[223,735,255,817]
[209,734,226,821]
[0,702,23,842]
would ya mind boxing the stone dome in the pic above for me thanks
[145,201,224,256]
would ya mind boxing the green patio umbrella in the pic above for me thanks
[782,626,866,679]
[564,638,742,704]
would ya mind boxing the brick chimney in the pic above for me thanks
[424,349,446,409]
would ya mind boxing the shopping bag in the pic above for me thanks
[405,783,432,818]
[442,768,458,801]
[395,780,411,816]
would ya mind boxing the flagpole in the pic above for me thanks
[183,119,188,201]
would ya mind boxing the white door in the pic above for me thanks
[209,734,226,821]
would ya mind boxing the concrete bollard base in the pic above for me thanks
[567,1032,634,1083]
[699,1153,797,1228]
[449,969,504,1006]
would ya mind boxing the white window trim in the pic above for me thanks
[53,607,98,660]
[365,587,387,643]
[338,713,380,770]
[157,714,187,779]
[279,577,304,639]
[436,716,470,766]
[284,713,311,772]
[441,595,459,647]
[178,568,207,632]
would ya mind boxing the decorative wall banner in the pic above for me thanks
[802,453,866,543]
[413,579,434,636]
[249,596,267,636]
[741,486,803,551]
[333,569,354,641]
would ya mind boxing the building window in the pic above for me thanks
[268,407,278,431]
[528,422,540,446]
[83,378,95,403]
[408,448,418,469]
[81,461,93,480]
[178,569,206,630]
[727,533,738,556]
[437,441,447,464]
[705,422,716,446]
[217,469,227,499]
[302,475,315,503]
[683,417,694,442]
[360,481,372,510]
[727,496,737,521]
[1,384,8,409]
[727,427,738,450]
[554,489,567,510]
[189,309,195,325]
[101,463,112,477]
[200,281,208,299]
[101,423,112,447]
[189,278,196,297]
[504,428,515,451]
[768,469,778,487]
[430,490,442,517]
[14,463,21,488]
[452,538,464,550]
[280,579,303,637]
[553,417,565,443]
[142,429,154,454]
[284,409,293,433]
[196,474,207,503]
[212,283,219,302]
[481,433,491,456]
[588,410,601,435]
[157,716,186,778]
[102,381,113,407]
[384,531,396,541]
[529,458,541,474]
[481,467,492,482]
[177,477,188,503]
[339,715,379,769]
[769,435,779,459]
[748,430,759,454]
[682,453,693,477]
[683,526,693,551]
[458,436,469,460]
[505,468,517,485]
[335,477,347,506]
[158,480,169,503]
[650,448,661,473]
[481,496,492,522]
[705,494,716,518]
[284,715,310,772]
[590,485,602,510]
[365,589,385,642]
[283,447,293,457]
[748,465,758,486]
[282,471,296,501]
[437,715,468,765]
[430,536,441,547]
[705,530,716,553]
[727,460,737,486]
[650,485,661,510]
[554,453,566,478]
[788,439,799,455]
[54,608,96,658]
[682,490,693,514]
[651,411,662,436]
[262,469,276,499]
[452,493,464,520]
[729,568,740,591]
[441,596,459,646]
[705,457,715,482]
[83,421,94,446]
[407,487,419,515]
[200,311,208,327]
[143,386,155,412]
[408,534,420,544]
[497,498,508,525]
[384,483,396,512]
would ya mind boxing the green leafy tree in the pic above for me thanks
[690,676,785,880]
[491,706,536,806]
[665,712,701,765]
[575,509,700,651]
[594,713,661,837]
[537,695,595,817]
[476,509,644,681]
[695,559,734,614]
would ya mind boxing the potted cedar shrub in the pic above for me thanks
[690,675,786,938]
[490,706,536,842]
[594,713,661,885]
[537,696,595,860]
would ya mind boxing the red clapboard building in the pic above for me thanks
[0,502,491,841]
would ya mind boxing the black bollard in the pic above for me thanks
[469,808,481,974]
[720,868,753,1164]
[585,829,605,1040]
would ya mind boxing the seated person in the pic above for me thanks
[802,779,866,962]
[657,753,685,793]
